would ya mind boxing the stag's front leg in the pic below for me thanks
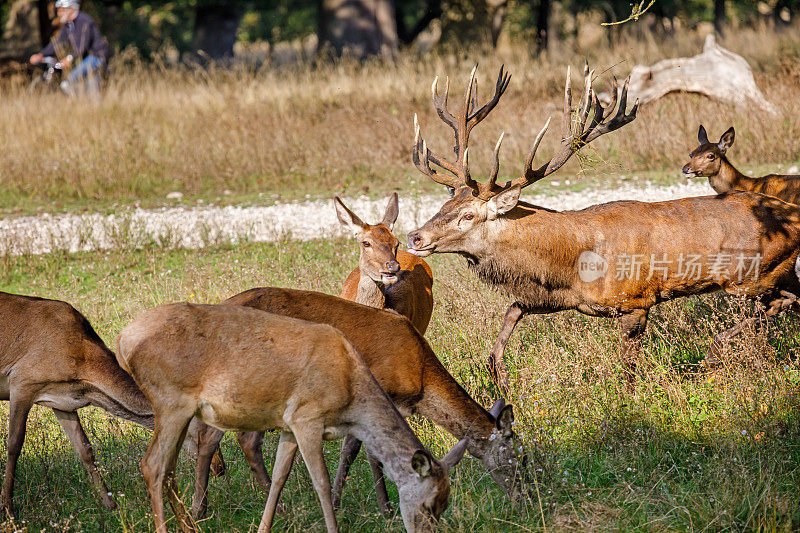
[619,309,649,386]
[365,450,392,515]
[489,302,528,388]
[190,420,225,519]
[52,409,117,511]
[236,431,272,494]
[1,391,34,519]
[331,435,362,510]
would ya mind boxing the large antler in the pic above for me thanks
[412,65,512,193]
[505,62,639,193]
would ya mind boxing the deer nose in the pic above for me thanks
[385,260,400,274]
[682,163,692,174]
[408,232,422,249]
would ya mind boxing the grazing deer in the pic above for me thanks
[117,302,463,533]
[682,125,800,204]
[334,193,434,513]
[0,291,153,519]
[406,65,800,386]
[190,287,523,519]
[335,193,434,334]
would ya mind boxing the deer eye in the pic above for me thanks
[706,154,715,160]
[462,213,475,221]
[362,241,371,247]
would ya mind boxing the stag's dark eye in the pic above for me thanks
[463,213,475,221]
[707,154,715,160]
[362,241,371,247]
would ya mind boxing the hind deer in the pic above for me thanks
[117,302,464,533]
[335,192,434,334]
[190,287,524,520]
[0,291,153,519]
[682,125,800,204]
[334,192,434,512]
[406,64,800,386]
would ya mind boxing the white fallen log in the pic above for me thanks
[599,34,778,114]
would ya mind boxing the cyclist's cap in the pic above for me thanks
[55,0,79,9]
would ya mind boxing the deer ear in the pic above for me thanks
[411,450,433,478]
[698,125,709,145]
[496,405,514,438]
[441,437,469,471]
[334,197,365,236]
[488,398,507,418]
[487,185,521,220]
[718,127,735,153]
[381,192,399,230]
[446,186,455,198]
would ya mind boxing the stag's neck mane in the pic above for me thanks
[464,202,583,306]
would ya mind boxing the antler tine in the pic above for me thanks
[523,117,552,176]
[577,68,594,136]
[467,65,511,129]
[583,74,638,144]
[603,77,619,120]
[486,131,506,191]
[462,64,478,122]
[431,75,457,129]
[562,65,572,141]
[412,114,462,189]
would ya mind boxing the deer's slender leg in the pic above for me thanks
[259,431,297,533]
[707,316,760,365]
[619,309,649,385]
[52,409,117,511]
[141,407,194,533]
[331,435,362,509]
[1,391,34,519]
[190,421,225,519]
[293,422,338,533]
[210,448,226,477]
[236,431,272,494]
[489,302,528,387]
[365,450,392,515]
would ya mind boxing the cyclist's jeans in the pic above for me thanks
[66,54,104,96]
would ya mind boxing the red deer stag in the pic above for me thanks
[117,302,463,533]
[0,291,153,519]
[334,193,434,512]
[406,65,800,385]
[190,287,523,519]
[683,125,800,204]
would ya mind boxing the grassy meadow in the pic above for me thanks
[2,22,800,533]
[1,240,800,531]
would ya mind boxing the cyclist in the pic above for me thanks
[29,0,108,96]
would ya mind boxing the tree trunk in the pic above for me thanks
[535,0,550,51]
[191,1,243,61]
[486,0,508,48]
[37,0,55,48]
[395,0,442,46]
[714,0,725,34]
[319,0,398,60]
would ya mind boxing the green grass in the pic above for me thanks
[2,239,799,531]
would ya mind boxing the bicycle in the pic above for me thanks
[27,56,65,94]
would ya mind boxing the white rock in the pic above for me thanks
[166,191,183,200]
[788,165,799,174]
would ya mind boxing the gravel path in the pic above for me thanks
[0,181,714,256]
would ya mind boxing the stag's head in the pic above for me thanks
[407,64,638,258]
[682,125,735,178]
[399,439,468,532]
[335,193,401,285]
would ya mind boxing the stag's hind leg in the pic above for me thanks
[365,450,392,515]
[53,409,117,511]
[190,420,225,519]
[1,390,34,519]
[236,431,272,494]
[292,421,338,533]
[332,435,361,510]
[619,309,649,385]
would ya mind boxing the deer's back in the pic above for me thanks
[751,174,800,205]
[118,302,360,430]
[225,288,429,411]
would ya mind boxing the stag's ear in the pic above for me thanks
[441,438,469,471]
[411,450,433,478]
[698,125,710,145]
[487,185,521,220]
[446,186,455,198]
[381,192,399,230]
[496,405,514,438]
[718,127,735,153]
[334,196,366,236]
